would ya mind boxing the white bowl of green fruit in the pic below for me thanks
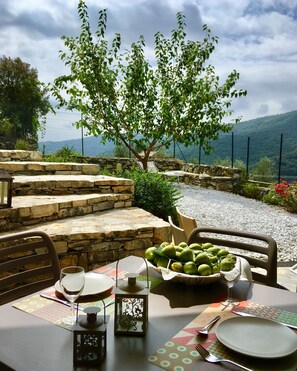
[145,241,237,285]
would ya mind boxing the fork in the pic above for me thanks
[195,344,253,371]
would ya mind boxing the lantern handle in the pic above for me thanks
[115,256,150,288]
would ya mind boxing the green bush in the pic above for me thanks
[42,146,82,162]
[250,156,275,183]
[15,139,30,150]
[104,165,181,222]
[239,183,263,200]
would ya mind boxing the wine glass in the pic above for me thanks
[60,266,85,325]
[221,258,241,307]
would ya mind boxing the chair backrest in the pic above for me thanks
[0,230,61,305]
[168,216,187,245]
[176,207,197,239]
[187,227,277,287]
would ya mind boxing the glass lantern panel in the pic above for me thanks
[115,297,145,334]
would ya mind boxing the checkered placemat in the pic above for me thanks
[148,301,297,371]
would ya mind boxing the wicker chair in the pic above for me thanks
[187,227,277,287]
[0,230,60,305]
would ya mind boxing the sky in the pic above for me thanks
[1,0,297,141]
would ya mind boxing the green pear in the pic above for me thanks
[178,242,188,248]
[171,261,183,273]
[220,257,233,271]
[206,246,221,255]
[198,264,212,276]
[145,246,157,261]
[183,261,197,275]
[194,252,212,265]
[179,248,194,262]
[161,244,176,259]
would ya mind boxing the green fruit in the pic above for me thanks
[179,248,194,262]
[178,242,188,248]
[161,244,176,259]
[156,256,169,268]
[206,246,221,255]
[189,243,202,251]
[226,253,236,263]
[175,246,183,252]
[194,252,212,265]
[160,241,170,247]
[171,261,184,273]
[217,249,230,257]
[209,254,218,263]
[212,264,220,274]
[202,243,213,249]
[198,264,212,276]
[220,257,233,271]
[145,246,157,261]
[183,261,197,275]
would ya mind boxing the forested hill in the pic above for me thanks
[176,110,297,176]
[39,110,297,176]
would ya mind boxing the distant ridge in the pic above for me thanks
[39,110,297,177]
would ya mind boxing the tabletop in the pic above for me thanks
[0,255,296,371]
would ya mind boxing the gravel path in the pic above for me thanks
[177,184,297,263]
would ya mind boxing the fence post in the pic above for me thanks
[231,132,234,167]
[278,133,283,183]
[198,143,201,164]
[246,136,250,175]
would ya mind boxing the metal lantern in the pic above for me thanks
[0,169,13,208]
[112,259,150,336]
[73,306,109,366]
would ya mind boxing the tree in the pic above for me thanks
[0,56,52,145]
[52,0,247,170]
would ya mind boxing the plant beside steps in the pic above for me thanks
[0,150,171,270]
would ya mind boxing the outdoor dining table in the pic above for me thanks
[0,255,296,371]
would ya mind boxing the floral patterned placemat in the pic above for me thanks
[148,301,297,371]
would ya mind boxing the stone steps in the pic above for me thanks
[0,193,133,232]
[1,161,99,175]
[0,207,170,270]
[0,150,171,268]
[12,174,134,196]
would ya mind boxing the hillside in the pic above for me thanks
[39,110,297,178]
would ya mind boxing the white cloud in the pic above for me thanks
[0,0,297,141]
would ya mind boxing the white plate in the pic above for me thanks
[216,317,297,358]
[55,272,114,296]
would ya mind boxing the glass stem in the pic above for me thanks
[70,301,75,319]
[227,285,231,300]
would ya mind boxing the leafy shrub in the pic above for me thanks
[42,146,82,162]
[250,156,276,183]
[104,165,181,222]
[263,180,297,213]
[239,183,263,200]
[15,139,30,150]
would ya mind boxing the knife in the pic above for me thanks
[40,293,85,311]
[232,310,297,330]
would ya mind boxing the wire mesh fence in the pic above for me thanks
[39,111,297,183]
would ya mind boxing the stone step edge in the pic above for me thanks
[0,161,100,175]
[0,207,171,270]
[12,174,134,196]
[0,193,133,233]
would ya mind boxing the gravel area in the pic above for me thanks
[177,184,297,264]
